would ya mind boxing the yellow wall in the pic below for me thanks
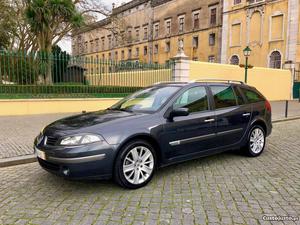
[0,98,120,116]
[225,0,288,68]
[85,69,171,87]
[190,61,292,101]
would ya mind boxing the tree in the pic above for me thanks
[25,0,84,84]
[51,45,70,83]
[0,0,16,50]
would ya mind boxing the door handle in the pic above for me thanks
[204,118,215,123]
[242,113,251,117]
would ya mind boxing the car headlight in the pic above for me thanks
[60,134,104,146]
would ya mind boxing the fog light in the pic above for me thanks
[62,168,70,176]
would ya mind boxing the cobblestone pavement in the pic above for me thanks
[0,120,299,225]
[0,113,72,159]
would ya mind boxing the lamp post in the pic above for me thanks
[243,46,252,83]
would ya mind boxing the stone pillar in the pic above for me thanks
[171,39,190,82]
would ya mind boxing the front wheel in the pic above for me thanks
[114,140,156,189]
[244,125,266,157]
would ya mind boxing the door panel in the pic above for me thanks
[159,85,217,160]
[162,111,217,159]
[209,85,252,147]
[215,104,252,146]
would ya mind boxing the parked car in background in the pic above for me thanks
[34,80,272,189]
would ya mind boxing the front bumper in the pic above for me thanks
[34,141,117,180]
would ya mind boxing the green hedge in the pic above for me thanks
[0,85,141,94]
[0,93,130,99]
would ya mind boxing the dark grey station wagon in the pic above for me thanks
[35,80,272,189]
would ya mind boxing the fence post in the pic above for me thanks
[285,100,289,118]
[171,39,190,82]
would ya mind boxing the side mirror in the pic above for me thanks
[168,108,189,120]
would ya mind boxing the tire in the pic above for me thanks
[114,140,156,189]
[243,125,266,157]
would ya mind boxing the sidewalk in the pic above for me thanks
[0,101,299,161]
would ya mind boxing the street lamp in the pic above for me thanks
[243,46,252,83]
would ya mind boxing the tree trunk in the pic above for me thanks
[38,33,53,85]
[43,45,53,85]
[44,53,53,85]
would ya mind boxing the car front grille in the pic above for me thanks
[45,136,59,146]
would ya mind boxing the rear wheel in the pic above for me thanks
[114,140,156,189]
[244,125,266,157]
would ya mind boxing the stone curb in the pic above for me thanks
[0,155,36,168]
[272,116,300,123]
[0,116,300,168]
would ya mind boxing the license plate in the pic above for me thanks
[35,148,46,160]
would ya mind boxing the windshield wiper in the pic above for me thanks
[107,108,133,112]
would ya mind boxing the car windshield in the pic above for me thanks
[109,86,180,113]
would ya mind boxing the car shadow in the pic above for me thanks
[38,149,248,193]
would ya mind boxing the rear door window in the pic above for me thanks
[240,88,265,103]
[210,85,237,109]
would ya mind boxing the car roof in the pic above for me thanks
[154,80,250,88]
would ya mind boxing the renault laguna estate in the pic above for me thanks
[34,80,272,189]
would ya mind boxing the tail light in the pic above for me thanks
[265,100,271,112]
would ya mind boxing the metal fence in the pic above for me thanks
[0,51,173,98]
[294,70,300,81]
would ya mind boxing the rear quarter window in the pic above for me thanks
[210,85,237,109]
[240,88,265,103]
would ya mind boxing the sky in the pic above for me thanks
[58,0,131,53]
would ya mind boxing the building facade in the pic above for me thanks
[72,0,300,70]
[72,0,223,64]
[221,0,300,70]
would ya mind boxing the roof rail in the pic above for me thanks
[153,81,188,85]
[192,79,244,84]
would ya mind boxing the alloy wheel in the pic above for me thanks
[249,128,265,154]
[123,146,154,185]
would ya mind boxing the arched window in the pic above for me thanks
[269,51,281,69]
[230,55,239,65]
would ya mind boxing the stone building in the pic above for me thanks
[71,0,300,71]
[221,0,299,70]
[72,0,223,64]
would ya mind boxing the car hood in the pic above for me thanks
[44,110,147,135]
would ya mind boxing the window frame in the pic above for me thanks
[233,85,247,105]
[268,50,282,69]
[165,41,171,53]
[178,15,185,33]
[209,7,217,26]
[193,36,199,49]
[143,46,148,56]
[230,55,240,65]
[154,44,159,54]
[193,11,200,29]
[154,22,159,38]
[209,33,216,46]
[208,84,239,110]
[165,19,172,36]
[239,87,265,104]
[172,85,211,114]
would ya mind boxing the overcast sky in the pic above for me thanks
[58,0,131,53]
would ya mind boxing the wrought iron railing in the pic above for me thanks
[0,51,173,98]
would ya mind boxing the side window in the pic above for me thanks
[233,86,245,105]
[210,85,237,109]
[240,88,265,103]
[174,86,209,113]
